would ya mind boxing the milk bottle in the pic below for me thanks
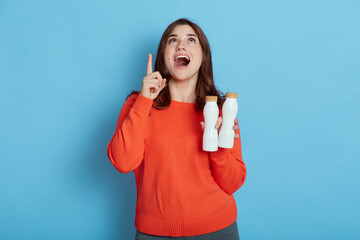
[218,92,238,148]
[203,96,219,152]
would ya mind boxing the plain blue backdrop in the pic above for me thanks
[1,0,359,239]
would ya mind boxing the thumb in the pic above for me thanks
[155,79,166,93]
[160,78,167,90]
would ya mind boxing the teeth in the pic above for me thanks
[175,55,190,60]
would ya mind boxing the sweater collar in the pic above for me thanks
[170,99,197,110]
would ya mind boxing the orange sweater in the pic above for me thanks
[107,93,246,237]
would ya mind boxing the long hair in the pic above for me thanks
[128,18,225,111]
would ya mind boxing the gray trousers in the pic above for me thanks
[135,221,240,240]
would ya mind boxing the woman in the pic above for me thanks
[107,18,246,239]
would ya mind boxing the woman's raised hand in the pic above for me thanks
[140,54,167,100]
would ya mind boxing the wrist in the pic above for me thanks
[140,91,151,100]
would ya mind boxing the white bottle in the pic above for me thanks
[218,92,238,148]
[203,96,219,152]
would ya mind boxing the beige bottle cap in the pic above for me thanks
[226,92,238,99]
[205,96,218,101]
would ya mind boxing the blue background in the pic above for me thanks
[1,0,359,239]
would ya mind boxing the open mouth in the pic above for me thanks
[175,55,190,67]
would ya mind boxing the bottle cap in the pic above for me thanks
[226,92,238,99]
[205,96,218,101]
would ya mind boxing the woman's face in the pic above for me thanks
[164,24,203,82]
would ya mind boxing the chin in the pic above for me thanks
[172,75,194,82]
[170,70,199,82]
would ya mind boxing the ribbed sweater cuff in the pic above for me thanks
[132,93,154,115]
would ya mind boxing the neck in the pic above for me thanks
[169,76,197,103]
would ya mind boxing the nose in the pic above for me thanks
[176,40,186,51]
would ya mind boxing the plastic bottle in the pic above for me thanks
[218,92,238,148]
[203,96,219,152]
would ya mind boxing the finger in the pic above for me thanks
[233,125,238,131]
[147,84,159,95]
[151,79,166,93]
[200,121,205,130]
[153,71,163,87]
[215,116,222,129]
[143,78,161,87]
[147,53,153,75]
[148,82,160,91]
[154,79,166,93]
[146,71,163,84]
[144,78,163,91]
[234,134,239,139]
[235,118,239,123]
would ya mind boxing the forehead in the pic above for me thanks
[169,24,196,36]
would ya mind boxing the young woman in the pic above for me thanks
[107,18,246,240]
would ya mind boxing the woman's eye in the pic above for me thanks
[169,38,177,43]
[188,38,195,43]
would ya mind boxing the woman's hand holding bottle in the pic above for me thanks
[200,118,239,139]
[140,53,167,100]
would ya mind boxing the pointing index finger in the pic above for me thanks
[147,53,153,75]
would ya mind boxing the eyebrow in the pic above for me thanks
[167,34,198,39]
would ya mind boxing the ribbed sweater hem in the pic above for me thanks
[135,198,237,237]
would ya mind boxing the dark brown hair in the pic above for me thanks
[128,18,224,111]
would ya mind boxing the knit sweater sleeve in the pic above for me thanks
[209,122,247,195]
[107,93,153,173]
